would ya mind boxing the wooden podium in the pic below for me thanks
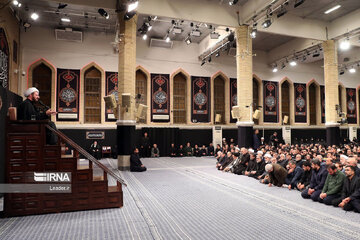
[5,120,124,217]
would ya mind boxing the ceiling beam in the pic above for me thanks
[327,8,360,40]
[47,0,117,9]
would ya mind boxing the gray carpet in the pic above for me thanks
[1,157,360,240]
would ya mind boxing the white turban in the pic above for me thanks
[340,154,348,160]
[264,153,272,158]
[24,87,39,97]
[265,164,273,172]
[248,149,254,153]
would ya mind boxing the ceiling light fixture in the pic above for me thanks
[250,23,257,38]
[262,17,272,28]
[201,60,206,66]
[98,8,109,19]
[277,4,287,18]
[12,0,21,7]
[61,18,70,22]
[281,62,286,69]
[124,11,136,20]
[349,67,356,73]
[339,69,345,75]
[324,5,341,14]
[290,60,297,66]
[185,35,192,45]
[31,12,39,20]
[166,36,170,42]
[58,3,68,9]
[294,0,305,8]
[210,32,220,39]
[313,51,320,57]
[272,64,278,73]
[208,57,212,63]
[229,0,239,6]
[128,0,139,12]
[339,38,350,50]
[142,34,147,40]
[215,52,220,57]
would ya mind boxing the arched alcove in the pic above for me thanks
[136,68,148,123]
[173,72,187,124]
[281,80,291,124]
[84,67,102,123]
[214,75,226,124]
[32,63,52,107]
[253,75,262,125]
[308,81,319,125]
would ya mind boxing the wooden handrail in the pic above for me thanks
[46,125,127,187]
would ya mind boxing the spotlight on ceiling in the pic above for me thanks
[58,3,68,9]
[229,0,239,6]
[124,11,136,20]
[228,32,235,42]
[31,12,39,20]
[250,26,257,39]
[201,60,206,66]
[128,0,139,12]
[61,18,70,22]
[98,8,109,19]
[313,51,320,57]
[281,62,286,69]
[272,65,278,73]
[294,0,305,8]
[166,36,170,42]
[324,5,341,14]
[215,52,220,57]
[210,32,220,39]
[339,69,345,75]
[142,34,147,40]
[349,67,356,73]
[12,0,21,7]
[339,38,350,50]
[208,57,212,63]
[262,17,272,28]
[290,60,297,66]
[277,4,287,18]
[185,35,192,45]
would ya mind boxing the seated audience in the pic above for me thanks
[297,161,312,191]
[318,164,345,205]
[208,143,215,156]
[200,145,207,156]
[232,148,250,175]
[332,165,360,212]
[301,159,328,201]
[346,158,360,177]
[170,143,177,157]
[151,143,160,158]
[193,144,201,157]
[130,148,147,172]
[286,160,304,190]
[178,145,185,157]
[244,153,257,176]
[185,142,193,156]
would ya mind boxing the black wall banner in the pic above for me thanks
[230,78,237,123]
[105,71,118,121]
[263,80,278,123]
[0,28,9,90]
[346,88,357,124]
[294,83,307,123]
[191,76,210,123]
[151,73,170,122]
[57,68,80,121]
[320,85,325,123]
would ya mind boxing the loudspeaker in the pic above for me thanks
[121,93,131,108]
[253,109,260,119]
[136,104,147,119]
[231,106,240,119]
[283,115,289,124]
[215,114,222,123]
[104,94,117,109]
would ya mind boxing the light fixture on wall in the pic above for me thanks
[98,8,110,19]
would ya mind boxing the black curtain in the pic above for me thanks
[140,128,179,157]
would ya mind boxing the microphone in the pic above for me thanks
[38,100,50,110]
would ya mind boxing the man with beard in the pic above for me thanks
[265,163,288,187]
[332,165,360,212]
[318,164,345,205]
[297,161,312,191]
[286,160,304,190]
[301,159,328,201]
[17,87,58,145]
[233,148,250,175]
[130,148,147,172]
[244,152,257,176]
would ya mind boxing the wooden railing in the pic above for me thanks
[46,125,127,187]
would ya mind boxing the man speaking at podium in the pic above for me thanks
[17,87,58,145]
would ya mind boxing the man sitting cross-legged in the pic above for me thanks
[332,165,360,212]
[318,163,345,205]
[301,158,328,201]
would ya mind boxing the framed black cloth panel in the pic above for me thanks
[230,78,237,123]
[346,88,357,124]
[191,76,210,123]
[151,74,170,122]
[263,81,278,123]
[105,71,118,122]
[320,85,325,123]
[56,68,80,121]
[294,83,307,123]
[0,28,9,89]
